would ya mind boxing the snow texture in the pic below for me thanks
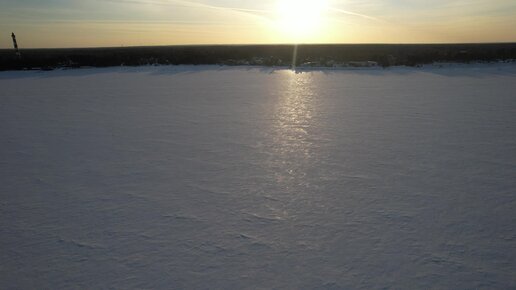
[1,64,516,289]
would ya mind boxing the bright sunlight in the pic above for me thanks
[276,0,329,41]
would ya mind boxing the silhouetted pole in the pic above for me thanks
[12,32,21,58]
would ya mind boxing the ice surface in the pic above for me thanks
[1,64,516,289]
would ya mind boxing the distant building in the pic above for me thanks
[348,61,378,67]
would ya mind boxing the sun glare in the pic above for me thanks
[276,0,329,40]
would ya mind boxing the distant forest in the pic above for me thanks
[1,43,516,71]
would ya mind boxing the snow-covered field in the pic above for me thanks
[1,64,515,289]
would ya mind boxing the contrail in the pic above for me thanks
[171,1,386,24]
[329,7,385,23]
[103,0,384,25]
[103,0,271,21]
[151,0,272,22]
[169,0,267,14]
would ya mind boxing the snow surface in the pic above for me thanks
[1,64,516,289]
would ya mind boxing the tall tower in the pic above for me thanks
[11,32,21,57]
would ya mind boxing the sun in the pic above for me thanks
[276,0,329,40]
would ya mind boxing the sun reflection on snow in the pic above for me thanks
[259,70,323,221]
[272,71,317,185]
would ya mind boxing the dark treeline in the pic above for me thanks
[1,43,516,70]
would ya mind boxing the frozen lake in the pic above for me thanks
[1,65,516,289]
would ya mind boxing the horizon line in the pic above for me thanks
[2,41,516,50]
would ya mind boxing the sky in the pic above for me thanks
[1,0,515,48]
